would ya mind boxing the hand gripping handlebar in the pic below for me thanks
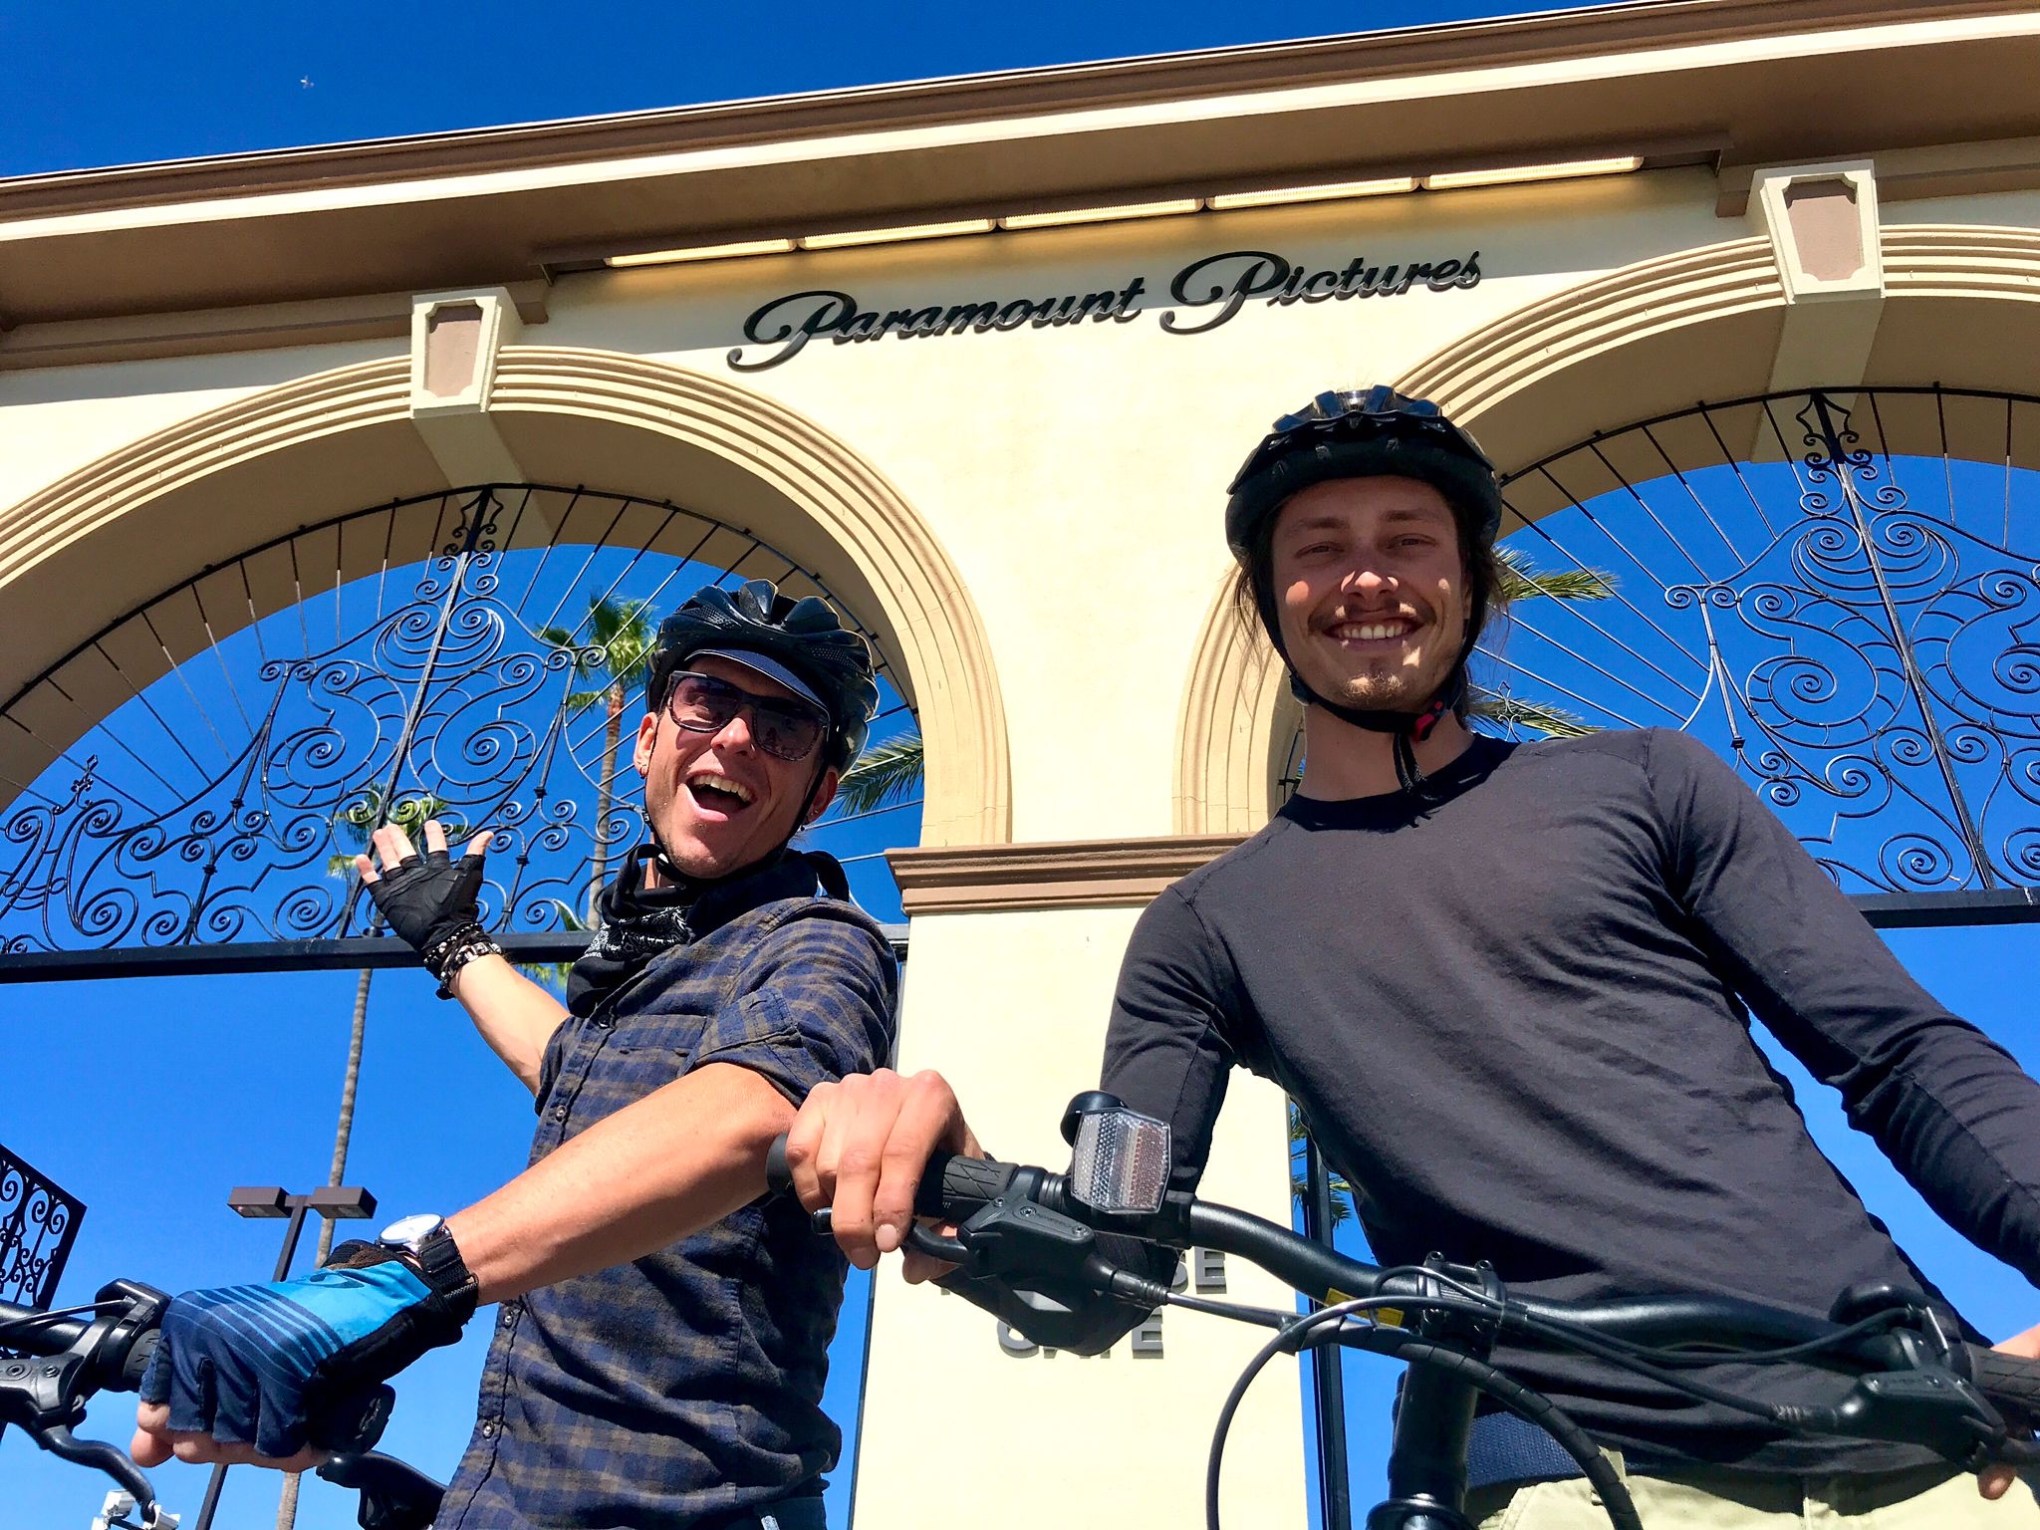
[0,1284,440,1530]
[766,1115,2040,1530]
[764,1135,1023,1265]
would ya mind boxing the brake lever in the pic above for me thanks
[806,1206,970,1264]
[318,1448,448,1530]
[906,1224,969,1263]
[35,1422,164,1527]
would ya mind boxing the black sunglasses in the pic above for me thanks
[662,671,830,763]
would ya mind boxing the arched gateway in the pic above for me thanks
[0,352,1009,968]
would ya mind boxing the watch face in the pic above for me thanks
[380,1213,444,1248]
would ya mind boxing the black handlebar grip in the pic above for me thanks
[765,1135,794,1196]
[1967,1344,2040,1428]
[120,1329,161,1392]
[915,1153,1016,1220]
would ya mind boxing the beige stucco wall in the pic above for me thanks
[0,339,398,512]
[861,906,1304,1528]
[540,166,1724,844]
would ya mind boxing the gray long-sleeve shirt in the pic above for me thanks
[1100,727,2040,1473]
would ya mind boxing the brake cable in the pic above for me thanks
[1197,1294,1644,1530]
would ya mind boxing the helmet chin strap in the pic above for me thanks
[1288,668,1463,794]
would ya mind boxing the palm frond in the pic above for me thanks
[1496,545,1617,604]
[1470,693,1598,739]
[1290,1170,1355,1227]
[543,597,658,691]
[330,789,464,862]
[1287,1102,1355,1227]
[832,729,924,816]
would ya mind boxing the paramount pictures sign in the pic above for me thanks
[726,246,1484,371]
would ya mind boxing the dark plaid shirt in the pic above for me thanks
[434,856,897,1529]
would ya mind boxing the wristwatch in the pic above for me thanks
[377,1213,481,1319]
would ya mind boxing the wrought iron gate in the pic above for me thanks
[0,1143,82,1312]
[0,484,920,979]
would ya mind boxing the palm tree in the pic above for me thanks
[1290,1102,1355,1229]
[278,791,458,1530]
[543,596,656,923]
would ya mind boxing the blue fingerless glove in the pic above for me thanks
[140,1243,475,1458]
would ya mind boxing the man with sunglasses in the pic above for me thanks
[131,579,896,1530]
[790,391,2040,1527]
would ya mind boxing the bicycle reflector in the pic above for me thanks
[1065,1097,1171,1216]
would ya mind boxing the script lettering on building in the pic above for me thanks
[727,248,1482,370]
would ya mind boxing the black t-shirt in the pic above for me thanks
[1101,727,2040,1473]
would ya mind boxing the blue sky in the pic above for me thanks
[4,5,2039,1530]
[0,1,1526,179]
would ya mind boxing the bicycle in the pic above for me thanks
[0,1279,445,1530]
[769,1091,2040,1530]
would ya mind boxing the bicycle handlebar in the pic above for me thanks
[0,1283,443,1530]
[766,1120,2040,1530]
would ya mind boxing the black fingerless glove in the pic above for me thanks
[367,846,495,983]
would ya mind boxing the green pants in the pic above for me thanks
[1466,1457,2040,1528]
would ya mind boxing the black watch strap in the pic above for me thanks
[380,1219,481,1321]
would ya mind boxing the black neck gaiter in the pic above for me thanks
[563,843,847,1016]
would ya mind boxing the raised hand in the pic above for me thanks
[356,818,495,956]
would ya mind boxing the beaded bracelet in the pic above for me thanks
[423,922,505,1000]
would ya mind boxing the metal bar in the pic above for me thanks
[1696,402,1784,538]
[1584,440,1719,581]
[5,881,2034,986]
[193,1200,315,1530]
[1851,886,2040,927]
[1499,385,2040,491]
[1302,1132,1353,1530]
[193,1464,231,1530]
[1807,393,1998,889]
[1482,609,1699,718]
[0,935,592,981]
[0,927,913,983]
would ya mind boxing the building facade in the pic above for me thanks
[6,3,2040,1523]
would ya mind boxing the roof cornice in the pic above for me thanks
[4,0,2039,341]
[3,0,2033,217]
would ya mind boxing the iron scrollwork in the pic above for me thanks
[0,1142,83,1312]
[1659,395,2040,893]
[0,486,908,957]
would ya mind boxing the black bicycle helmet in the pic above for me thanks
[1224,387,1506,792]
[1228,387,1501,596]
[649,578,879,770]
